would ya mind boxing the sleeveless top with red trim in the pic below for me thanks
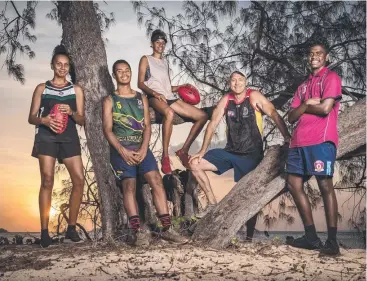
[224,89,263,157]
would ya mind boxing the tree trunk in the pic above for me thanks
[192,99,366,248]
[139,183,159,227]
[183,171,200,217]
[58,1,124,239]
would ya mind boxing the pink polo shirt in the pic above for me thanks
[290,67,342,148]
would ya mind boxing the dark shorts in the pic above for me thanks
[285,142,336,178]
[31,141,81,163]
[203,148,263,182]
[147,95,179,106]
[110,148,158,181]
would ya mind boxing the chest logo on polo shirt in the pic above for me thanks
[242,107,249,118]
[314,160,324,172]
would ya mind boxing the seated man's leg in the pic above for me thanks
[245,215,258,241]
[189,158,219,205]
[141,149,188,244]
[189,149,234,218]
[189,148,234,204]
[232,153,263,241]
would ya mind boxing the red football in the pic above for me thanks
[50,104,68,134]
[177,85,201,105]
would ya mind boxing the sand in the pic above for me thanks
[0,239,365,281]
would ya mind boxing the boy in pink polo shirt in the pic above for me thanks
[285,42,342,256]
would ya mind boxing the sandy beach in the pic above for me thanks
[0,239,365,281]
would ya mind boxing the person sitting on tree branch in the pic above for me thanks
[103,59,188,246]
[138,29,208,174]
[189,71,291,241]
[285,41,342,256]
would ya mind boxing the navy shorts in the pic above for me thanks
[110,148,158,181]
[285,142,336,178]
[203,148,263,182]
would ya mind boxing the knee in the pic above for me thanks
[163,108,175,121]
[123,179,136,193]
[41,174,54,190]
[188,159,199,171]
[317,177,334,194]
[150,172,164,188]
[286,179,301,193]
[72,174,84,191]
[200,111,208,122]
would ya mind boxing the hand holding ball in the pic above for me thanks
[50,104,68,134]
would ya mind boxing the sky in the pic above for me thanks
[0,1,361,233]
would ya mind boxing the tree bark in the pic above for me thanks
[184,171,200,217]
[192,99,366,248]
[139,183,159,227]
[58,1,124,239]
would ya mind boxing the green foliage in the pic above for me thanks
[171,216,186,228]
[0,1,37,84]
[1,1,115,83]
[230,236,238,245]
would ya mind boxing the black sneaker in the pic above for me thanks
[65,228,83,243]
[286,235,323,250]
[40,234,53,248]
[319,239,340,256]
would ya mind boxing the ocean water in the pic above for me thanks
[1,231,365,249]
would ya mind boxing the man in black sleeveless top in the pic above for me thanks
[189,71,291,240]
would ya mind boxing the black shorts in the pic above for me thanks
[147,95,179,106]
[32,142,81,163]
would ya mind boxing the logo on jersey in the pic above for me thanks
[58,91,64,96]
[314,160,324,172]
[299,83,307,100]
[137,99,143,109]
[242,107,249,118]
[227,110,235,117]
